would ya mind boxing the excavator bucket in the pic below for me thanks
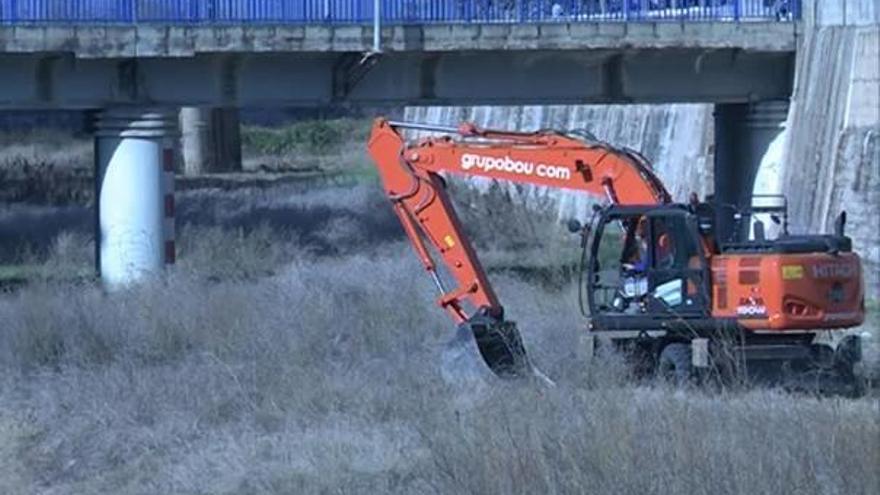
[458,314,531,378]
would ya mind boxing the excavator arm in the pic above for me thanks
[366,117,670,376]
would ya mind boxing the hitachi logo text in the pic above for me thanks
[812,263,856,279]
[460,153,571,180]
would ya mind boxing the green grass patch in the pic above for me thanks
[0,264,93,283]
[241,119,376,176]
[241,119,371,156]
[0,264,42,281]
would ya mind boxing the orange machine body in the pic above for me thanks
[710,252,865,330]
[367,117,865,334]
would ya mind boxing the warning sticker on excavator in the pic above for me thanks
[782,265,804,280]
[444,235,456,248]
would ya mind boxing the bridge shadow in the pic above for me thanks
[0,180,405,264]
[175,180,405,257]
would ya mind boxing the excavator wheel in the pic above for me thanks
[459,314,531,378]
[657,343,694,386]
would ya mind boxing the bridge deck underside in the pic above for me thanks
[0,48,794,109]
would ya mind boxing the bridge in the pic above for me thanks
[0,1,799,23]
[1,0,807,285]
[0,1,801,107]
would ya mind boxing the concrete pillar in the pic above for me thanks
[713,101,789,243]
[179,107,242,175]
[94,109,177,288]
[750,106,789,239]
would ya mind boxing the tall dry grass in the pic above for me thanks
[0,236,878,494]
[1,129,878,493]
[0,129,92,205]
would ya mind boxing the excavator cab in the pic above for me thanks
[586,205,711,330]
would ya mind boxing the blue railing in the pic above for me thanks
[0,1,800,24]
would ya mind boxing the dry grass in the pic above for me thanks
[0,234,878,494]
[0,129,90,169]
[0,129,92,204]
[1,129,878,493]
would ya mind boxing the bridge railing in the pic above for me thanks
[0,1,800,24]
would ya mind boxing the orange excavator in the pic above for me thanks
[367,118,866,390]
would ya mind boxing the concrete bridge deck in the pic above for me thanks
[0,21,799,57]
[0,20,799,108]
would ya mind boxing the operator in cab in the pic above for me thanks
[616,216,676,312]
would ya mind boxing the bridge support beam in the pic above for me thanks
[713,100,789,243]
[94,108,177,288]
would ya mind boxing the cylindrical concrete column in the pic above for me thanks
[748,101,790,239]
[713,101,788,243]
[179,107,207,175]
[179,107,242,175]
[94,108,177,288]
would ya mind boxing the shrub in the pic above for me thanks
[242,119,371,156]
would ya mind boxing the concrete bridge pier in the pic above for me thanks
[713,100,789,243]
[94,108,177,288]
[179,107,242,175]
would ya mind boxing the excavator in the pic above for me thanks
[366,118,866,391]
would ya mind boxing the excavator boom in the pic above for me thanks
[366,117,670,376]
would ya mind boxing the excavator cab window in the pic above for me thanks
[644,211,709,315]
[588,208,652,315]
[587,206,710,328]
